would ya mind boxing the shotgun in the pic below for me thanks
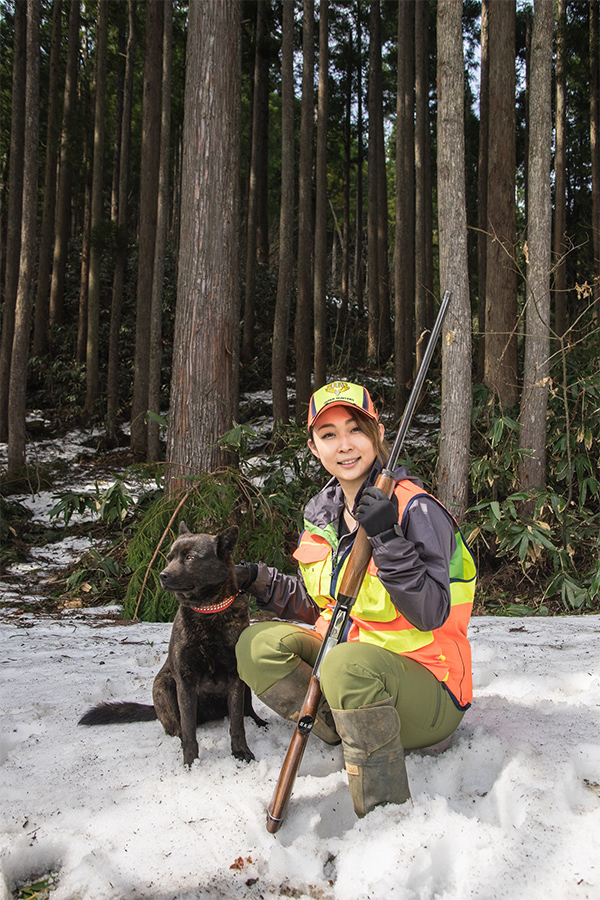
[266,289,453,833]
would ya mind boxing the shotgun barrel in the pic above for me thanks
[266,290,453,833]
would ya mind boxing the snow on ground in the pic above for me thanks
[1,415,600,898]
[0,609,599,900]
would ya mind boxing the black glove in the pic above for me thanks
[234,562,258,592]
[355,487,399,538]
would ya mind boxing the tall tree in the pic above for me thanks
[7,0,41,473]
[367,0,382,361]
[84,0,109,416]
[110,8,127,223]
[271,0,295,426]
[313,0,329,389]
[48,0,79,335]
[484,0,518,408]
[591,0,600,338]
[32,0,62,356]
[242,0,270,364]
[107,0,136,442]
[376,9,391,363]
[476,0,489,380]
[165,0,241,488]
[436,0,472,522]
[355,9,365,318]
[414,0,429,366]
[147,0,172,463]
[131,0,164,453]
[519,0,554,501]
[395,0,414,415]
[553,0,567,339]
[294,0,315,424]
[341,27,353,313]
[0,0,26,442]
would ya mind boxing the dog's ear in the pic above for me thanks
[178,521,190,536]
[216,525,239,560]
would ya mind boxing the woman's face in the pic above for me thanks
[308,405,383,497]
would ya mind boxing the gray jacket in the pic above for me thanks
[248,464,456,633]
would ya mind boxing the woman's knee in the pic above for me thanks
[319,642,391,710]
[235,621,320,695]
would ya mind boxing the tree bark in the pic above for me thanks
[110,9,127,223]
[476,0,489,380]
[130,0,164,452]
[242,0,270,364]
[553,0,567,340]
[355,11,365,318]
[414,0,428,365]
[294,0,315,424]
[256,2,271,268]
[107,0,136,442]
[7,0,40,473]
[591,0,600,339]
[32,0,62,357]
[519,0,554,500]
[395,0,415,415]
[48,0,79,336]
[484,0,518,408]
[147,0,172,463]
[271,0,295,426]
[376,29,391,363]
[0,0,26,442]
[84,0,109,415]
[313,0,329,389]
[165,0,241,488]
[76,157,91,365]
[367,0,381,361]
[436,0,472,522]
[341,33,352,314]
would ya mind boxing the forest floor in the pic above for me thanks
[0,409,571,622]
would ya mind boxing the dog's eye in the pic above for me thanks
[185,554,195,561]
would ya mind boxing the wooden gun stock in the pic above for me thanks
[266,675,321,833]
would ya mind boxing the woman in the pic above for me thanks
[235,381,476,818]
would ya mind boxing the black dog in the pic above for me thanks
[79,523,265,766]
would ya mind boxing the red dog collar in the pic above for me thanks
[191,595,237,614]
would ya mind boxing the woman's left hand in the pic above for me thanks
[355,487,399,537]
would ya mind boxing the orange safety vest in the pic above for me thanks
[293,479,476,708]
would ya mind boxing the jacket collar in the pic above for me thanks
[303,460,422,530]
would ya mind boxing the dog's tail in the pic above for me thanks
[78,701,158,726]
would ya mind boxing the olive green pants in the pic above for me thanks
[236,621,465,750]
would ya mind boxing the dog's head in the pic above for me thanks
[159,523,239,601]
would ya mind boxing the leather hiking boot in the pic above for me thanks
[258,661,340,745]
[332,697,411,817]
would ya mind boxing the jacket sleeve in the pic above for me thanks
[245,562,321,625]
[368,496,456,632]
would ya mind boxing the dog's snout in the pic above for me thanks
[159,569,169,584]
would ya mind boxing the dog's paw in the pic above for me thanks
[182,742,199,768]
[233,746,255,763]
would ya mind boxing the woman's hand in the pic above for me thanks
[355,487,399,537]
[234,563,258,592]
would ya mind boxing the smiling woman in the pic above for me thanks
[234,380,477,822]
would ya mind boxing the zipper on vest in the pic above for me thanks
[330,537,355,599]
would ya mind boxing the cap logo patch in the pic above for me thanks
[325,381,350,398]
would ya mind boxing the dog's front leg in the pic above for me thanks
[228,675,255,762]
[176,681,199,767]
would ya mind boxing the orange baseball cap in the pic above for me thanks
[308,381,378,430]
